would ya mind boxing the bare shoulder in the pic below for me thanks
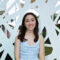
[15,36,20,44]
[39,34,44,43]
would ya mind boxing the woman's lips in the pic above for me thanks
[28,25,34,27]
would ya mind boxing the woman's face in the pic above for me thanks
[25,14,36,31]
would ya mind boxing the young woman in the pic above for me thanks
[14,12,45,60]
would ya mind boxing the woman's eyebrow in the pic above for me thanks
[31,18,35,19]
[25,19,29,20]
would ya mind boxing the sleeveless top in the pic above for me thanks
[20,38,40,60]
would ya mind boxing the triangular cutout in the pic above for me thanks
[42,27,46,38]
[5,53,12,60]
[45,38,51,44]
[0,50,4,58]
[55,29,59,36]
[0,43,2,47]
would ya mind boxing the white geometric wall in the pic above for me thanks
[0,0,60,60]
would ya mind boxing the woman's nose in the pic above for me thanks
[29,21,32,24]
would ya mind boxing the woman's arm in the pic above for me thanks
[39,35,45,60]
[14,37,20,60]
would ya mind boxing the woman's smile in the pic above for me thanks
[28,24,34,27]
[25,15,36,30]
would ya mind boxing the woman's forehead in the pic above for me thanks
[25,14,35,19]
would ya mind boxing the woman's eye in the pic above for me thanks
[32,19,34,21]
[25,20,29,22]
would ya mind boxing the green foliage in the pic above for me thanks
[45,46,53,56]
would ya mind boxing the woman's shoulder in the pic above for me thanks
[14,37,20,47]
[38,32,43,38]
[15,36,20,43]
[38,33,44,42]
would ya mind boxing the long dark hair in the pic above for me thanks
[18,12,39,42]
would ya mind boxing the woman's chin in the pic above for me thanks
[28,28,34,31]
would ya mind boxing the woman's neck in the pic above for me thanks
[25,30,35,40]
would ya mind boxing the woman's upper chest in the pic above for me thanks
[24,34,36,46]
